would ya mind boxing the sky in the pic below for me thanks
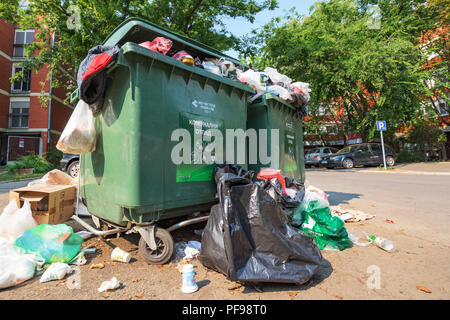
[223,0,317,58]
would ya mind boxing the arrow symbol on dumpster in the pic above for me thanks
[192,100,199,108]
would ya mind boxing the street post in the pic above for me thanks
[376,121,387,170]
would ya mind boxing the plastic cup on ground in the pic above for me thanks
[111,247,131,263]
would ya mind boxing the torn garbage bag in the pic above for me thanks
[199,164,322,285]
[77,45,120,114]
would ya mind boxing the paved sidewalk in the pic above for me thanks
[306,161,450,176]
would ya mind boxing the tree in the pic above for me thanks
[241,0,444,143]
[0,0,278,104]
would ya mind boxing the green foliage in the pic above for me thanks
[7,154,54,174]
[0,0,278,105]
[45,146,63,168]
[242,0,446,142]
[396,150,426,163]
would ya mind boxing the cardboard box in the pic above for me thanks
[9,184,76,225]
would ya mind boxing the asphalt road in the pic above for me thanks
[306,169,450,246]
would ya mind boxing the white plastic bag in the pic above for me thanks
[40,263,72,283]
[267,85,291,100]
[0,199,37,243]
[264,67,292,88]
[0,237,44,289]
[298,185,329,212]
[98,277,120,292]
[238,69,265,92]
[56,99,96,154]
[291,81,311,101]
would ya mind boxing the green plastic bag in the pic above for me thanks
[14,224,83,264]
[298,200,352,251]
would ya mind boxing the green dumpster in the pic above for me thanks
[247,93,306,183]
[77,18,253,263]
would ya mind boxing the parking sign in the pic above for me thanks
[376,121,386,131]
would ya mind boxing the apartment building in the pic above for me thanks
[0,19,73,164]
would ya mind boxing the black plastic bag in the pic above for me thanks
[259,176,305,214]
[199,165,323,285]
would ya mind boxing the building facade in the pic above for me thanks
[0,19,73,164]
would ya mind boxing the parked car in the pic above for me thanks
[305,147,339,167]
[60,153,80,178]
[319,143,396,169]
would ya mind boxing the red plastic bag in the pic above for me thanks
[139,37,173,55]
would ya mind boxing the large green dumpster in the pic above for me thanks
[247,93,306,183]
[79,18,253,231]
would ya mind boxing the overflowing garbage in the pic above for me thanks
[199,164,323,285]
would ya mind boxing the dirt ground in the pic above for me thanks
[0,169,449,300]
[0,213,448,300]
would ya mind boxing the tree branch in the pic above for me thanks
[184,0,204,34]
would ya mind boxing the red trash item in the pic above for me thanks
[82,52,114,81]
[256,169,287,195]
[139,37,173,55]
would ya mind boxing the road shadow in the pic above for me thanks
[325,191,362,205]
[240,258,333,294]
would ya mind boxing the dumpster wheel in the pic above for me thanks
[138,227,174,265]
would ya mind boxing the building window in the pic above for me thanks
[437,99,449,116]
[13,30,34,57]
[11,65,31,92]
[9,100,29,128]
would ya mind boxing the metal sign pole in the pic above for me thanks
[380,130,387,170]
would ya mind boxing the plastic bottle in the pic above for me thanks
[369,235,395,252]
[181,264,198,293]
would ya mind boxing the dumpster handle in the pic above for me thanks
[166,215,209,233]
[71,215,128,236]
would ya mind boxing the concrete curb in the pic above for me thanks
[0,178,38,185]
[305,168,450,176]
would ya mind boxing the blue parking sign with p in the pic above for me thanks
[377,121,386,131]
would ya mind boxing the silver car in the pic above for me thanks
[305,147,339,167]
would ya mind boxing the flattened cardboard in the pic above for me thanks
[10,184,76,225]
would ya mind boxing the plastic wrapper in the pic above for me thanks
[14,224,84,264]
[139,37,173,55]
[202,61,221,75]
[172,50,194,66]
[0,237,44,289]
[40,262,72,283]
[56,99,96,155]
[264,67,292,89]
[0,199,37,243]
[238,69,265,92]
[98,277,120,292]
[199,164,322,285]
[266,85,291,100]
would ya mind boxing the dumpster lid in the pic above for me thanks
[103,17,245,68]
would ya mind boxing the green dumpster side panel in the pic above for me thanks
[80,43,252,225]
[247,94,306,183]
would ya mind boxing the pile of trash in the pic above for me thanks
[0,168,91,290]
[237,67,310,117]
[200,164,323,285]
[74,36,311,121]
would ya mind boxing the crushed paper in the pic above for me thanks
[330,206,375,223]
